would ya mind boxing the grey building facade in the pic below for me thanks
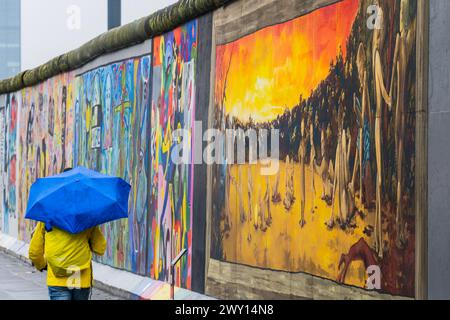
[0,0,20,80]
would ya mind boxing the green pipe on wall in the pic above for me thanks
[0,0,233,95]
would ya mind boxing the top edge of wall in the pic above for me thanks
[0,0,234,95]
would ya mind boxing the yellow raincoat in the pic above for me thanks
[29,222,106,288]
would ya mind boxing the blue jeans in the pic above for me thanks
[48,286,91,301]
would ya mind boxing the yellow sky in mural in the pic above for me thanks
[215,0,359,123]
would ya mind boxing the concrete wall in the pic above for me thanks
[206,0,421,299]
[0,17,205,293]
[0,0,441,300]
[428,0,450,300]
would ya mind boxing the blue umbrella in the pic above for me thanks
[25,167,131,234]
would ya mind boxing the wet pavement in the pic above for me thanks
[0,251,121,300]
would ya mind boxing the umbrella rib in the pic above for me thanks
[78,180,129,214]
[30,180,72,206]
[26,183,70,216]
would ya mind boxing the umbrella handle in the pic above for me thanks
[45,221,53,232]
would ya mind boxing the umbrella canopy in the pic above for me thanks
[25,167,131,234]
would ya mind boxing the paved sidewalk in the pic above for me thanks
[0,252,120,300]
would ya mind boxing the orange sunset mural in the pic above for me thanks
[210,0,418,298]
[215,0,358,123]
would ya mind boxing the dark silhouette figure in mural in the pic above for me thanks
[238,165,247,223]
[257,184,267,232]
[309,121,317,215]
[223,163,232,233]
[271,166,281,204]
[264,175,272,228]
[316,126,332,205]
[298,119,306,228]
[253,176,270,232]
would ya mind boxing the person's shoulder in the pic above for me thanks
[32,222,44,233]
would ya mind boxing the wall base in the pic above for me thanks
[0,232,213,300]
[206,259,411,300]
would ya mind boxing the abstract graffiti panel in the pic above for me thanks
[0,93,19,237]
[150,20,197,289]
[73,56,151,275]
[1,19,198,290]
[210,0,417,297]
[17,73,75,241]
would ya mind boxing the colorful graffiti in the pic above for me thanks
[0,93,18,236]
[0,19,198,290]
[210,0,417,297]
[17,73,75,241]
[73,56,151,275]
[150,20,197,289]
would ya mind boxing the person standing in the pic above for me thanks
[29,221,106,300]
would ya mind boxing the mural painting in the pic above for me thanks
[1,19,198,290]
[210,0,417,297]
[17,73,75,241]
[73,56,151,275]
[149,20,197,289]
[0,93,18,236]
